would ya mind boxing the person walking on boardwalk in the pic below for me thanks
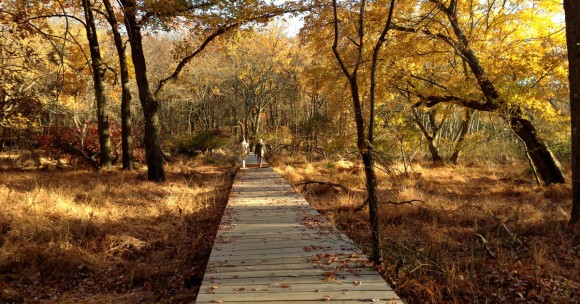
[254,138,266,168]
[239,139,249,169]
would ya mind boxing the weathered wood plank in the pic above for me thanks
[197,281,392,292]
[200,274,393,287]
[197,155,400,303]
[196,290,400,302]
[197,301,404,304]
[205,261,373,273]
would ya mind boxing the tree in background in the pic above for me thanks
[0,19,44,150]
[102,0,134,170]
[392,0,567,184]
[81,0,111,169]
[564,0,580,225]
[226,28,297,138]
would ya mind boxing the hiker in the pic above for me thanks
[239,140,249,169]
[254,139,266,168]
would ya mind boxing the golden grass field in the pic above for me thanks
[272,155,579,303]
[0,150,578,303]
[0,154,236,303]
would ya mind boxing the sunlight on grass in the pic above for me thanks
[0,160,235,302]
[274,155,577,303]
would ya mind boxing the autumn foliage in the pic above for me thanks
[0,0,578,302]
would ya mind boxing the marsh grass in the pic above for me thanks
[273,154,579,303]
[0,155,236,303]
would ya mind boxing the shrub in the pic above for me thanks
[37,121,123,167]
[171,130,227,155]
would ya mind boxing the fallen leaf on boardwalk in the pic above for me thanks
[252,288,269,291]
[353,281,362,286]
[280,283,291,288]
[209,285,219,294]
[323,295,333,301]
[371,299,380,302]
[234,287,246,291]
[323,273,336,282]
[211,300,223,303]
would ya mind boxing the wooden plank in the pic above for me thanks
[196,290,400,302]
[201,274,393,287]
[207,249,359,261]
[205,261,373,274]
[197,155,400,303]
[207,255,370,268]
[197,301,404,304]
[212,239,357,251]
[197,281,392,293]
[203,267,383,280]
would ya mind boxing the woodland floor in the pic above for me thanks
[1,152,579,303]
[272,155,579,303]
[0,154,236,303]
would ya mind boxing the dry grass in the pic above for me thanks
[0,155,236,303]
[273,154,579,304]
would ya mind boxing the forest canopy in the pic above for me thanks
[0,0,573,196]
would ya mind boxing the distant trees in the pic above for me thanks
[0,30,43,151]
[226,29,297,138]
[116,0,305,181]
[391,0,567,184]
[0,0,573,207]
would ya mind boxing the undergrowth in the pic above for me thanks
[273,154,579,304]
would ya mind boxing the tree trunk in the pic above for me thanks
[439,0,565,184]
[412,109,443,162]
[510,115,565,184]
[253,103,263,135]
[564,0,580,224]
[0,127,4,152]
[362,149,381,264]
[350,77,382,264]
[103,0,133,170]
[450,109,473,164]
[121,0,165,181]
[82,0,111,169]
[142,102,165,180]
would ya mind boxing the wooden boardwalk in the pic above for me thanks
[197,155,402,303]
